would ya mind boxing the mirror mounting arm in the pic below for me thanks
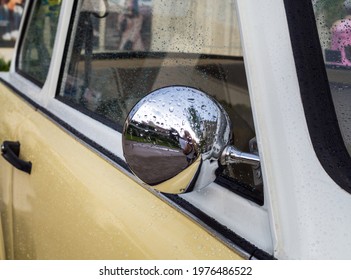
[220,146,260,167]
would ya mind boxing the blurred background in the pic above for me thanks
[0,0,25,70]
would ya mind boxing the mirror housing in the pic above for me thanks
[122,86,260,194]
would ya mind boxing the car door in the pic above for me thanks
[0,0,274,259]
[0,0,250,260]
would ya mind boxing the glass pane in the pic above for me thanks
[18,0,61,85]
[0,0,25,48]
[59,0,261,195]
[312,0,351,156]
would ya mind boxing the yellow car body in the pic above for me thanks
[0,82,242,259]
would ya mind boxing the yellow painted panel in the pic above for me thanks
[0,83,37,260]
[0,85,243,259]
[0,215,5,260]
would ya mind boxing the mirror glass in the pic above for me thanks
[122,86,231,193]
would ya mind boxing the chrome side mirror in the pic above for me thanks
[122,86,260,194]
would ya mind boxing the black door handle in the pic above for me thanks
[1,141,32,174]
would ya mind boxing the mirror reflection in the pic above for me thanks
[123,86,231,189]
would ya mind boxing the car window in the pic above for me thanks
[312,0,351,156]
[17,0,62,86]
[57,0,262,203]
[0,1,24,47]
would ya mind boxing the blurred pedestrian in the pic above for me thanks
[118,0,145,51]
[0,0,23,41]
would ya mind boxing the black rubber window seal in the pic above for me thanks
[283,0,351,192]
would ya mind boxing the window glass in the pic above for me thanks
[312,0,351,156]
[58,0,262,201]
[0,0,25,48]
[17,0,61,85]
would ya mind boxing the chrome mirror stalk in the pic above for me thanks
[220,146,260,167]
